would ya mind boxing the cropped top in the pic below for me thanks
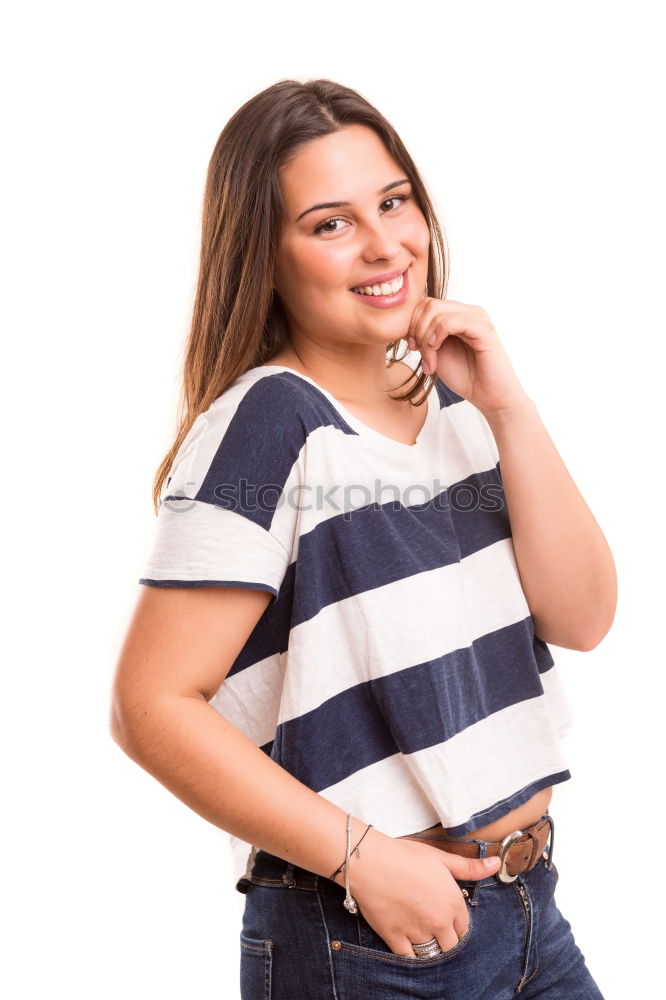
[138,347,574,893]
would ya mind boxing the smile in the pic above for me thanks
[349,267,410,308]
[350,269,406,296]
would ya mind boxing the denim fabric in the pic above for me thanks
[239,810,605,999]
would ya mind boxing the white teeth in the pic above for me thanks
[352,270,405,296]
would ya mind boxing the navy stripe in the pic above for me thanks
[228,565,295,676]
[434,378,466,408]
[273,617,554,792]
[193,373,358,533]
[138,578,278,595]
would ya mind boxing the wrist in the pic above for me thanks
[478,392,536,429]
[330,825,392,893]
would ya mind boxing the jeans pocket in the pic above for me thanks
[328,910,476,1000]
[345,905,475,966]
[240,932,273,1000]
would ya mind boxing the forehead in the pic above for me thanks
[278,125,402,210]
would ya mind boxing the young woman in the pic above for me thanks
[110,78,615,999]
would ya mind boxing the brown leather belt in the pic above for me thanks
[399,814,555,884]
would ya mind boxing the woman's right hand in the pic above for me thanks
[337,830,500,957]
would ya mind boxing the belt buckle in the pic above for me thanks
[495,829,525,884]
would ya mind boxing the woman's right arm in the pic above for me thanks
[109,584,496,956]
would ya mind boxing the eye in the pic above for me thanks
[313,194,411,236]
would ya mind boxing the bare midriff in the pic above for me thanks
[398,786,553,845]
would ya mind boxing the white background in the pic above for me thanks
[2,2,663,997]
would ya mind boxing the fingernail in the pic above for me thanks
[483,856,500,868]
[422,360,429,375]
[428,333,437,346]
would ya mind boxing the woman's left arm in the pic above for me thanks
[477,395,617,650]
[407,298,617,651]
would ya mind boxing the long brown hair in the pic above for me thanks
[151,78,450,513]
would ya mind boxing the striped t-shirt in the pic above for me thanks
[138,348,574,893]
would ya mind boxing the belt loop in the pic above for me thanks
[468,840,485,905]
[282,861,297,887]
[526,828,540,869]
[544,810,555,871]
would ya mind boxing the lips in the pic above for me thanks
[349,265,410,308]
[349,266,408,291]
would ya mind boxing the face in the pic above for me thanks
[272,125,430,357]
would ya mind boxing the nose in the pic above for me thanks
[359,216,402,262]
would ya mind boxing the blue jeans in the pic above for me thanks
[240,809,605,999]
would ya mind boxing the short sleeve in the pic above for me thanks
[138,375,306,602]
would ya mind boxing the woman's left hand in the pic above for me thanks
[406,298,528,415]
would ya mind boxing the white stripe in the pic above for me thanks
[317,752,440,837]
[139,500,288,591]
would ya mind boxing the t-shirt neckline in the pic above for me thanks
[254,364,440,456]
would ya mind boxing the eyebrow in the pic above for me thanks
[294,178,412,223]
